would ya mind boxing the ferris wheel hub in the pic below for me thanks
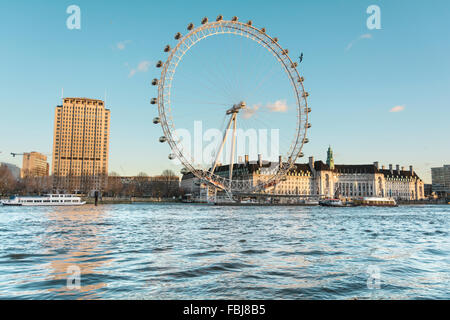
[226,101,246,115]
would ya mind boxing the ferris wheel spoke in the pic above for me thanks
[155,18,308,195]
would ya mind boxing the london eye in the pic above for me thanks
[151,15,310,198]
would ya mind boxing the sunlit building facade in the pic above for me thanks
[52,98,110,192]
[21,152,49,178]
[181,147,425,201]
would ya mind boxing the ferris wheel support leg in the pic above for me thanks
[229,114,237,185]
[210,114,234,176]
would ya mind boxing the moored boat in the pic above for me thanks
[1,194,86,206]
[354,197,397,207]
[319,199,344,207]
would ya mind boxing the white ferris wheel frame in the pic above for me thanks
[155,18,310,194]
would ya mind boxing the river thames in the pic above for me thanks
[0,203,448,299]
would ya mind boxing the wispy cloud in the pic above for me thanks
[243,100,289,119]
[390,105,405,113]
[266,100,288,113]
[242,105,260,119]
[117,40,131,50]
[128,60,151,78]
[346,33,372,51]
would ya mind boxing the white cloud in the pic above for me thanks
[128,60,151,78]
[242,104,260,119]
[390,105,405,113]
[346,33,372,51]
[266,100,288,113]
[117,40,131,50]
[137,61,150,72]
[242,100,289,119]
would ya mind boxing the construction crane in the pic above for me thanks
[11,152,24,158]
[11,152,52,157]
[11,152,25,158]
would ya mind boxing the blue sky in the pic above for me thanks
[0,0,449,183]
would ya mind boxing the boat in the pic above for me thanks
[319,199,345,207]
[354,197,397,207]
[1,194,86,206]
[319,198,360,207]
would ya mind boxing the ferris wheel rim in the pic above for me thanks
[156,18,310,193]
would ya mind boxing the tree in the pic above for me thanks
[161,169,179,197]
[0,164,16,195]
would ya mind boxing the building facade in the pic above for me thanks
[431,165,450,198]
[21,152,49,178]
[0,162,20,179]
[181,148,425,201]
[52,98,110,192]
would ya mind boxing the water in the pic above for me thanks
[0,203,448,299]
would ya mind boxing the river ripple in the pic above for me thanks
[0,204,448,299]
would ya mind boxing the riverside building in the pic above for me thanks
[21,152,49,178]
[181,147,425,201]
[431,165,450,198]
[52,98,110,193]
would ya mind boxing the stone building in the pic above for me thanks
[181,147,425,201]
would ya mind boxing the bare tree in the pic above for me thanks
[0,164,16,195]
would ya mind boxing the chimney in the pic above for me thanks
[238,156,243,163]
[396,164,400,173]
[409,165,413,174]
[401,166,405,171]
[382,165,385,170]
[258,154,262,167]
[309,156,315,169]
[245,155,249,165]
[389,164,393,174]
[373,161,379,170]
[278,155,282,168]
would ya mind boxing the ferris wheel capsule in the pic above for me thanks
[302,92,309,98]
[155,17,310,195]
[151,78,158,86]
[307,123,312,128]
[298,152,305,158]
